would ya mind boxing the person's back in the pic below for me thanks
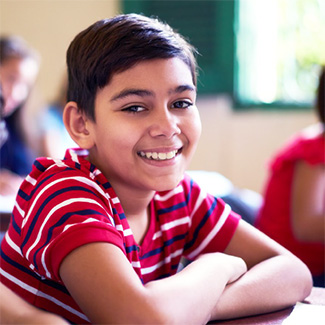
[255,67,325,287]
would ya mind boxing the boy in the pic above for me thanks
[0,14,312,324]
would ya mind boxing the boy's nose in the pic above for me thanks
[148,108,181,138]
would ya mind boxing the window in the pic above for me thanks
[122,0,324,108]
[236,0,325,108]
[122,0,235,95]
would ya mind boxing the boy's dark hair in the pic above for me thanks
[66,13,198,120]
[316,66,325,125]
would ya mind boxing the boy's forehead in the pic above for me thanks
[108,58,194,85]
[96,58,195,101]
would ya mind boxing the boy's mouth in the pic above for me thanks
[137,148,182,161]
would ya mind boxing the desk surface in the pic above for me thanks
[211,287,325,325]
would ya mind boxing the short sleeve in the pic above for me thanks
[20,169,125,282]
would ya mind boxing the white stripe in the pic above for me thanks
[131,261,141,268]
[154,185,183,201]
[26,197,105,260]
[22,175,111,229]
[123,228,133,237]
[5,232,22,256]
[190,189,207,218]
[69,148,88,157]
[62,217,99,232]
[141,249,183,275]
[51,158,68,168]
[114,225,132,237]
[152,230,162,240]
[25,175,37,186]
[41,216,115,278]
[0,269,89,322]
[115,224,123,232]
[69,149,80,163]
[187,204,231,260]
[111,197,120,204]
[92,169,102,177]
[152,217,190,240]
[14,201,25,218]
[161,216,190,231]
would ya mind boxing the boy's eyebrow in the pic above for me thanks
[110,89,153,102]
[169,84,196,95]
[110,84,196,102]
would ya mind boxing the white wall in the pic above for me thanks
[0,0,317,193]
[0,0,120,104]
[189,96,317,193]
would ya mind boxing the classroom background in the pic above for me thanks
[0,0,322,194]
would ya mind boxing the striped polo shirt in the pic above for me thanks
[0,148,240,323]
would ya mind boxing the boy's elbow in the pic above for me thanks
[289,255,313,302]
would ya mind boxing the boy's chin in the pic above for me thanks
[151,175,183,193]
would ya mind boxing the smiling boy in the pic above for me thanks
[0,14,312,324]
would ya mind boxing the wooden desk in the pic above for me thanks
[0,195,14,232]
[211,287,325,325]
[0,211,11,232]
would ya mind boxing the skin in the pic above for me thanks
[0,283,69,325]
[0,56,39,196]
[60,58,312,324]
[0,57,38,117]
[291,149,325,242]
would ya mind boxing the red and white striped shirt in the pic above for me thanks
[0,148,240,323]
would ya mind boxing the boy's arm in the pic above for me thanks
[0,283,69,325]
[60,242,246,324]
[210,220,313,321]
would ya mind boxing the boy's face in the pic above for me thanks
[87,58,201,196]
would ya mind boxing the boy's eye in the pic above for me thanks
[172,100,192,109]
[122,105,146,113]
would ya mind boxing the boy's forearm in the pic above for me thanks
[145,253,246,324]
[210,255,313,321]
[0,284,69,325]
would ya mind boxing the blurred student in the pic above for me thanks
[255,67,325,287]
[0,84,8,147]
[0,36,40,196]
[0,77,68,325]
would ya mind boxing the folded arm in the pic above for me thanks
[210,220,313,321]
[0,283,69,325]
[60,220,312,324]
[60,243,246,324]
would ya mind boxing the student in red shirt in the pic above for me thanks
[255,67,325,287]
[0,14,312,324]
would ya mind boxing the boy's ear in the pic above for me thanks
[63,101,95,149]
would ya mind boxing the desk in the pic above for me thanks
[0,212,11,231]
[211,287,325,325]
[0,194,14,232]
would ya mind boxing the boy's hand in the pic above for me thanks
[196,252,247,284]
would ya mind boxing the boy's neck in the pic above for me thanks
[115,187,154,245]
[113,184,155,219]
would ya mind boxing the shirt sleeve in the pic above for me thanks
[20,169,125,282]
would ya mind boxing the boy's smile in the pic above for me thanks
[87,58,202,199]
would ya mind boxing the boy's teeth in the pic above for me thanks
[139,150,178,161]
[158,153,166,160]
